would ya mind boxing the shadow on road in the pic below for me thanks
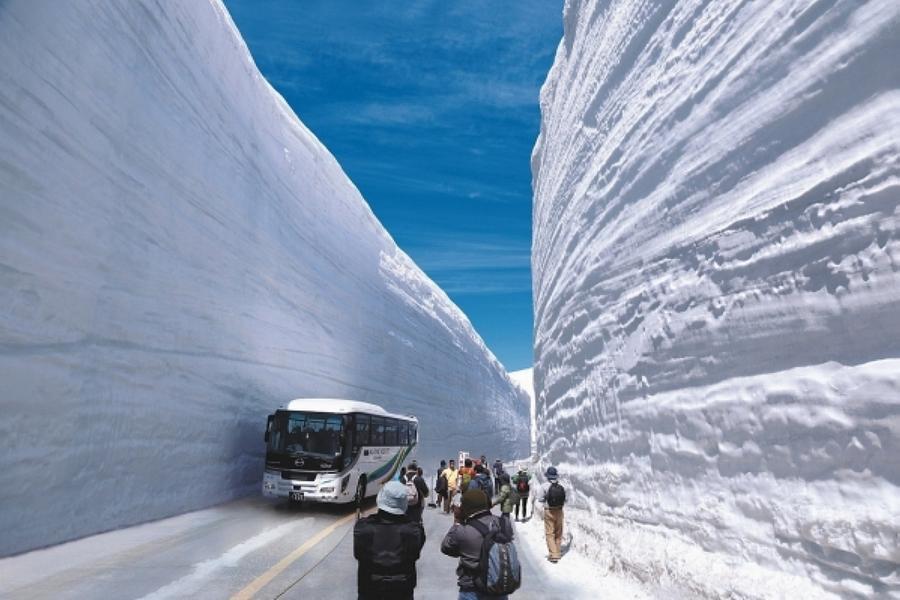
[263,495,378,518]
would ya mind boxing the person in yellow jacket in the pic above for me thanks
[441,460,459,514]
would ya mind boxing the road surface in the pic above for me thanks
[0,495,589,599]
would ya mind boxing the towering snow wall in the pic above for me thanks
[0,0,528,556]
[533,0,900,597]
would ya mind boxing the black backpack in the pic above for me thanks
[469,518,522,595]
[363,518,416,592]
[546,481,566,507]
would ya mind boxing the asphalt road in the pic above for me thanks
[0,494,577,599]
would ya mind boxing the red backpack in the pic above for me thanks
[516,476,529,494]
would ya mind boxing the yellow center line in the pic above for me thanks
[230,511,362,600]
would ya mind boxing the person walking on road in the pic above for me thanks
[405,464,429,522]
[468,464,493,499]
[492,472,517,535]
[354,480,426,600]
[538,466,566,563]
[458,458,475,493]
[442,460,459,514]
[492,459,504,495]
[435,460,448,508]
[511,468,531,521]
[441,489,509,600]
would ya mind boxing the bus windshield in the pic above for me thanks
[269,411,344,458]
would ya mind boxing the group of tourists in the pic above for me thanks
[353,456,567,600]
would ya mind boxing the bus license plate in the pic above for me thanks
[290,492,304,501]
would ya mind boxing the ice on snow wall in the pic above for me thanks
[0,0,528,556]
[532,0,899,597]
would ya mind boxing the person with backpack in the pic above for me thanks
[354,480,426,600]
[538,466,566,563]
[477,455,491,491]
[468,464,493,498]
[458,458,475,493]
[511,468,531,521]
[492,459,504,494]
[404,464,429,522]
[435,460,448,508]
[441,489,521,599]
[442,460,459,514]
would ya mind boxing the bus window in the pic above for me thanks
[410,422,417,444]
[355,414,370,446]
[371,416,385,446]
[384,419,398,446]
[399,421,408,446]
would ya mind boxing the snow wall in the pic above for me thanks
[532,1,900,597]
[0,0,528,557]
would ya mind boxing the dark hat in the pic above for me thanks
[461,489,490,520]
[545,466,558,479]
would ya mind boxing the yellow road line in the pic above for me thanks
[230,512,358,600]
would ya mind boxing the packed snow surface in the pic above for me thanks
[0,0,527,556]
[532,0,900,597]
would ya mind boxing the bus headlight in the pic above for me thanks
[340,474,351,493]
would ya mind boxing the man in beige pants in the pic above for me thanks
[538,465,566,562]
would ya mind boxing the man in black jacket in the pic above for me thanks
[404,464,429,522]
[353,480,426,600]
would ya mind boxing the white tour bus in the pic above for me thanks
[262,398,418,505]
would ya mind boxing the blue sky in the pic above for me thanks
[224,1,563,371]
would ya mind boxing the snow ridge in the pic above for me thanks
[0,0,527,556]
[532,0,900,597]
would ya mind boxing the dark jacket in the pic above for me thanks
[440,510,501,590]
[353,510,426,599]
[492,460,504,477]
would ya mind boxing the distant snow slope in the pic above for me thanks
[532,0,899,597]
[0,0,527,556]
[509,368,536,456]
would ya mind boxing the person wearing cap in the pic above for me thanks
[511,467,531,521]
[440,489,508,599]
[353,480,426,599]
[538,466,566,563]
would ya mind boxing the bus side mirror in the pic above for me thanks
[265,415,274,442]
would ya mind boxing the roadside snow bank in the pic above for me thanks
[532,0,900,597]
[0,0,527,556]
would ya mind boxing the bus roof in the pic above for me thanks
[279,398,417,422]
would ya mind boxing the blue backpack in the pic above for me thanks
[469,518,522,595]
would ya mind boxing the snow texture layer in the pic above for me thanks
[532,0,900,597]
[0,0,527,556]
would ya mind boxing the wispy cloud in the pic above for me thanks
[224,0,560,363]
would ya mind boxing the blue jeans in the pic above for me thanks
[459,591,507,600]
